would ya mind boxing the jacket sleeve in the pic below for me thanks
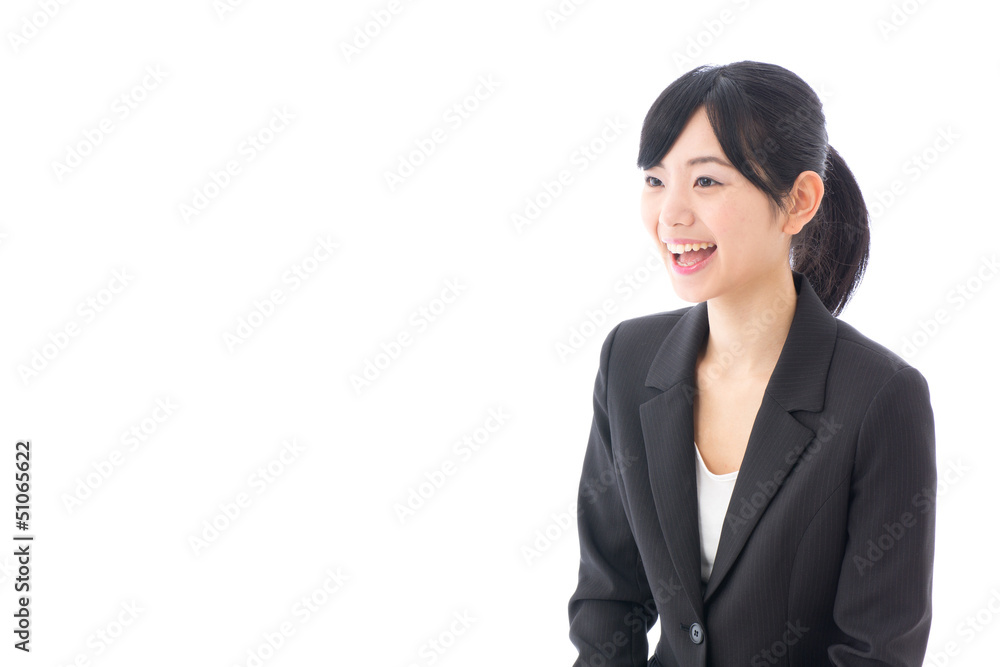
[829,366,937,666]
[568,323,658,666]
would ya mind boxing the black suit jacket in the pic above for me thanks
[568,270,936,666]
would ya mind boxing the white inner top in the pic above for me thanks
[694,441,739,583]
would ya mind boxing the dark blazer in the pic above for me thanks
[568,270,936,667]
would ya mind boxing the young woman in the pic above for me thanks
[568,61,936,666]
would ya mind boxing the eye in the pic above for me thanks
[644,175,662,187]
[695,176,720,188]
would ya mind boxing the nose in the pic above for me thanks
[655,180,694,238]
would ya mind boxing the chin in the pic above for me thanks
[668,280,710,304]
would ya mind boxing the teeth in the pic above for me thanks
[665,242,716,253]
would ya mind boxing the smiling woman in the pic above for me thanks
[567,61,936,667]
[636,68,866,316]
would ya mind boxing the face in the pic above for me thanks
[640,105,794,304]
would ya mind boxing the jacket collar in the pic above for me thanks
[638,270,838,619]
[643,270,835,411]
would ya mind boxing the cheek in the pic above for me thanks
[639,197,659,238]
[715,215,771,262]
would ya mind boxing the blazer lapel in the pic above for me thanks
[639,301,709,622]
[639,271,838,615]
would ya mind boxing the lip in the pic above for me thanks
[668,244,716,275]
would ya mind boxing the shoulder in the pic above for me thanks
[599,306,692,363]
[618,306,692,337]
[590,307,695,400]
[834,318,907,370]
[832,318,930,393]
[827,321,934,449]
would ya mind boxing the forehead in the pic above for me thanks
[650,108,731,172]
[661,108,721,160]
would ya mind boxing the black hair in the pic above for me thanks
[637,60,869,317]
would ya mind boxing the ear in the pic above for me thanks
[781,170,824,235]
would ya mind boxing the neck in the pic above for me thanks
[699,269,799,382]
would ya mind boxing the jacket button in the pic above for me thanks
[689,622,704,644]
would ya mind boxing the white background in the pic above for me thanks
[1,0,997,664]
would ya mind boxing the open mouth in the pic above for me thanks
[666,242,716,267]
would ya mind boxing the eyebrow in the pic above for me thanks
[654,155,735,170]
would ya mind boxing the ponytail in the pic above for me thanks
[789,144,870,317]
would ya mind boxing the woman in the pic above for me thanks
[567,61,936,667]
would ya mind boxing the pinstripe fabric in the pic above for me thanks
[568,271,936,667]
